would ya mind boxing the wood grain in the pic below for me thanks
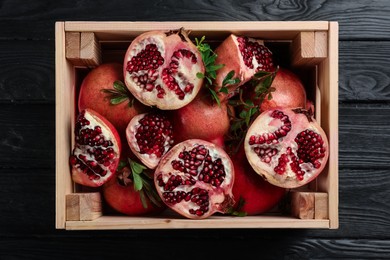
[0,237,388,259]
[0,0,390,40]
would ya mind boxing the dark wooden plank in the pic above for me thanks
[0,40,54,103]
[0,168,55,235]
[0,0,390,40]
[0,104,54,168]
[1,40,390,103]
[340,41,390,101]
[0,237,389,259]
[339,103,390,169]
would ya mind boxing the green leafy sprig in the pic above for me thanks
[226,67,279,152]
[195,36,240,106]
[101,80,135,107]
[117,159,163,209]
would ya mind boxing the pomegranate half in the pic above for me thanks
[69,109,122,187]
[123,28,205,110]
[154,139,235,219]
[245,108,329,189]
[126,112,174,169]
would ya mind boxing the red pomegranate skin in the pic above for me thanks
[78,63,149,138]
[259,67,307,112]
[232,146,286,215]
[103,168,165,216]
[170,89,231,147]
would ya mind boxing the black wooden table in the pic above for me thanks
[1,1,389,258]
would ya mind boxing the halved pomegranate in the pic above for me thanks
[245,108,329,189]
[123,28,205,110]
[213,34,276,100]
[69,109,122,187]
[126,112,174,169]
[154,139,235,219]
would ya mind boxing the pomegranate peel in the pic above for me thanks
[214,34,276,101]
[102,161,165,216]
[258,67,307,112]
[244,107,329,189]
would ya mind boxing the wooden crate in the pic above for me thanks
[55,21,339,230]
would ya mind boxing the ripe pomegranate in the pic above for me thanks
[78,63,149,138]
[169,89,231,148]
[245,108,329,189]
[69,109,122,187]
[126,112,174,169]
[213,34,276,100]
[154,139,235,219]
[231,145,286,215]
[123,28,205,110]
[103,166,165,216]
[256,67,307,112]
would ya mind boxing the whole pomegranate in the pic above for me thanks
[213,34,276,100]
[256,67,307,112]
[245,107,329,189]
[123,28,205,110]
[154,139,235,219]
[126,112,174,169]
[231,145,286,215]
[78,63,148,138]
[103,166,165,216]
[69,109,122,187]
[169,89,231,148]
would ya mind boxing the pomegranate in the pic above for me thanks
[78,63,149,138]
[126,112,174,169]
[170,89,231,148]
[69,109,122,187]
[123,28,205,110]
[213,34,276,100]
[245,108,329,189]
[103,165,165,216]
[154,139,235,219]
[231,145,286,215]
[256,67,307,112]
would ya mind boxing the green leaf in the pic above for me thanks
[207,64,224,72]
[110,96,128,105]
[222,70,235,85]
[138,190,148,209]
[130,160,147,175]
[196,72,205,79]
[254,70,271,78]
[132,172,143,191]
[219,86,229,94]
[113,80,126,92]
[263,74,273,88]
[268,93,273,100]
[208,88,220,107]
[239,110,247,119]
